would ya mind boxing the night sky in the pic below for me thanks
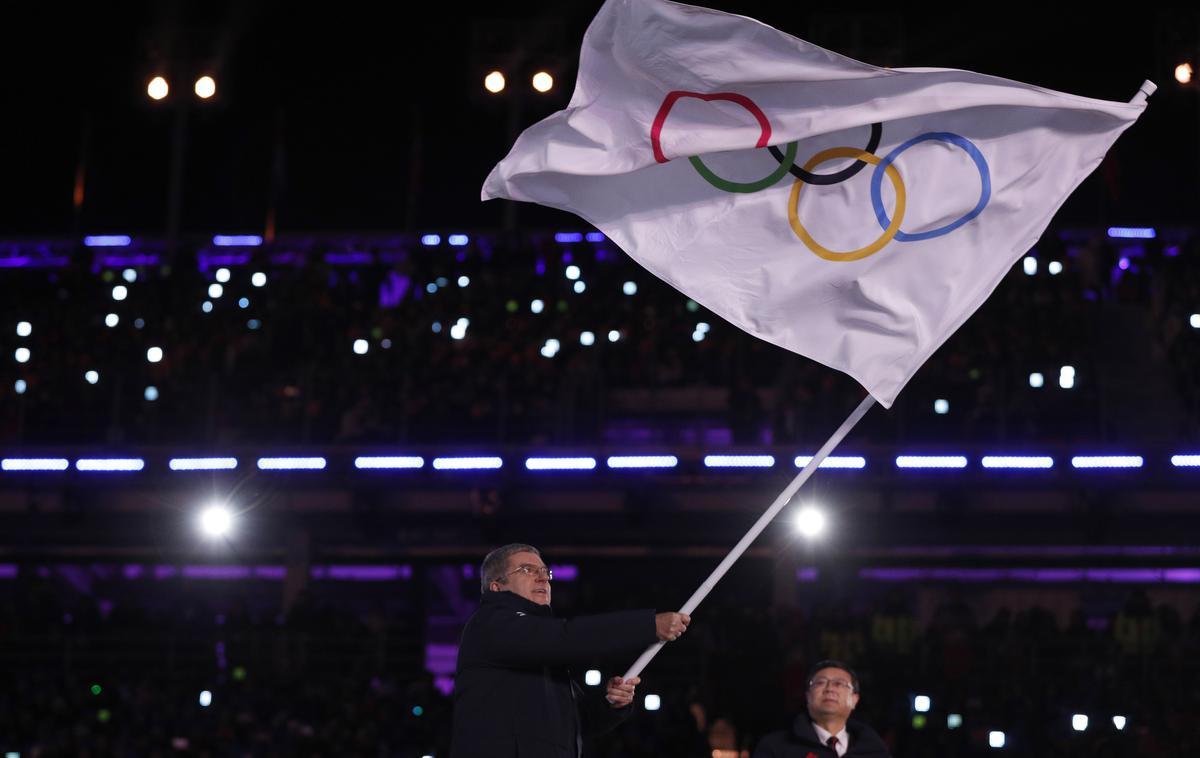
[2,2,1195,236]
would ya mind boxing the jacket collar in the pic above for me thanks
[482,589,554,616]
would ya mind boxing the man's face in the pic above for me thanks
[491,550,552,605]
[805,667,859,723]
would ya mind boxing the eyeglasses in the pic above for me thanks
[808,678,855,692]
[503,564,553,581]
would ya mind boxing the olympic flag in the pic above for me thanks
[482,0,1151,407]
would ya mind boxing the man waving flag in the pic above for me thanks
[483,0,1151,407]
[482,0,1152,680]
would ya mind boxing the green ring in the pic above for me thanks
[688,141,798,193]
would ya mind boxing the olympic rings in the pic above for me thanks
[869,132,991,241]
[788,147,906,262]
[651,90,992,262]
[769,122,882,185]
[689,141,798,193]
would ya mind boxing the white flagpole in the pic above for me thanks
[622,393,877,681]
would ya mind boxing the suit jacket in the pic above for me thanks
[753,716,892,758]
[449,590,657,758]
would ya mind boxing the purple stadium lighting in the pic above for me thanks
[585,232,606,242]
[794,455,867,469]
[703,455,775,468]
[420,234,441,246]
[1106,227,1155,239]
[0,564,17,579]
[2,458,70,471]
[549,564,578,581]
[354,456,425,469]
[102,254,160,271]
[83,235,132,247]
[75,458,145,472]
[857,567,1200,583]
[981,456,1055,469]
[555,232,584,243]
[447,234,469,246]
[256,457,327,470]
[796,567,820,582]
[169,457,239,471]
[1071,455,1143,469]
[432,456,503,470]
[606,455,679,469]
[315,565,412,581]
[896,455,968,469]
[525,457,597,471]
[1171,455,1200,467]
[212,235,263,247]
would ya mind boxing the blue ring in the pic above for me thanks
[870,132,991,242]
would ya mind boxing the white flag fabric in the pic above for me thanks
[482,0,1148,407]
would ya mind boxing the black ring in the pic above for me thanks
[768,122,883,185]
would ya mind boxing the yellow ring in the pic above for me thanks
[788,147,907,262]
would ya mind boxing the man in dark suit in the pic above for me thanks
[450,542,691,758]
[753,660,891,758]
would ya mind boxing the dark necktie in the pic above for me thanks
[827,735,840,754]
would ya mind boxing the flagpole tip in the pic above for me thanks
[1130,80,1157,106]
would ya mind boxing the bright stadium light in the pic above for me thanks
[947,713,963,729]
[1029,372,1044,388]
[85,370,99,385]
[123,268,137,283]
[147,76,169,100]
[573,281,586,294]
[623,281,638,296]
[215,268,231,283]
[144,386,159,401]
[15,379,27,394]
[1072,714,1088,732]
[989,731,1006,748]
[525,457,597,471]
[914,695,931,713]
[353,339,369,355]
[484,70,506,93]
[532,71,554,93]
[170,458,238,471]
[565,265,581,280]
[208,283,223,299]
[580,331,595,346]
[531,299,545,314]
[104,313,119,327]
[1048,261,1063,275]
[1059,365,1076,389]
[112,285,128,301]
[146,347,163,363]
[16,321,31,337]
[199,505,233,537]
[1112,715,1127,731]
[194,76,216,99]
[199,690,213,706]
[608,330,620,342]
[1023,256,1037,275]
[14,348,30,364]
[1176,62,1194,85]
[934,399,949,415]
[643,694,661,711]
[1190,314,1200,329]
[458,276,470,288]
[201,301,213,313]
[585,670,602,686]
[794,506,826,538]
[252,272,267,287]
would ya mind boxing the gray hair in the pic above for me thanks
[480,543,541,594]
